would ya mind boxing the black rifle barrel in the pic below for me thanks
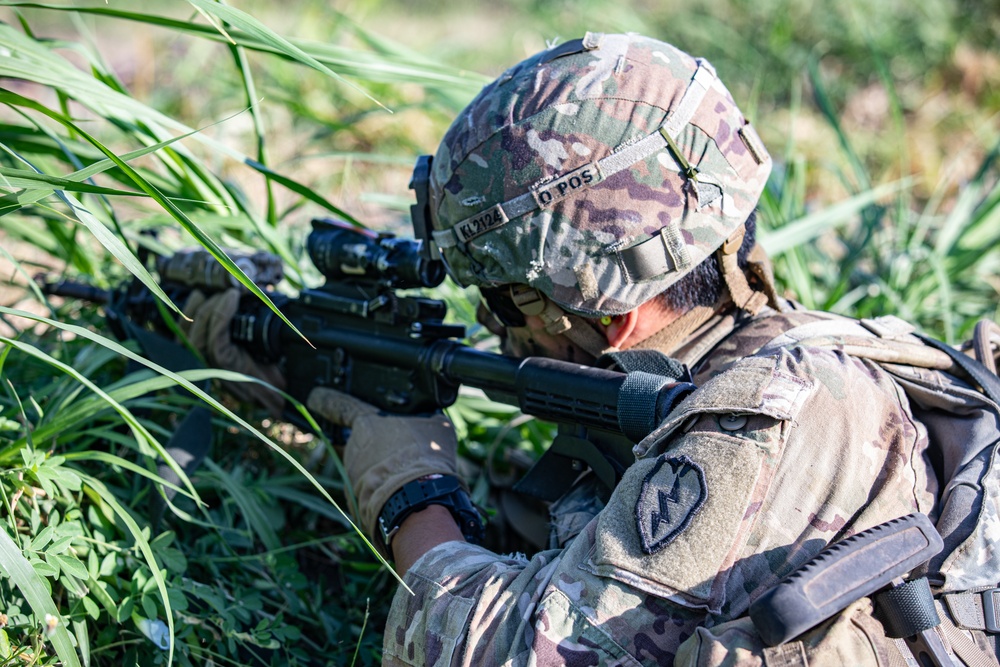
[38,275,629,435]
[35,276,111,304]
[289,324,625,433]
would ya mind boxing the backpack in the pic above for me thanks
[676,313,1000,667]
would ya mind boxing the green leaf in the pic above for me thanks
[30,525,54,552]
[165,587,188,613]
[0,166,149,197]
[30,558,58,578]
[0,527,82,667]
[81,595,100,621]
[140,594,158,621]
[86,549,99,579]
[0,123,207,215]
[45,535,74,556]
[50,553,89,580]
[115,596,133,624]
[86,578,118,617]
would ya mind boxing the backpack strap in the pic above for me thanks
[917,334,1000,405]
[937,583,1000,667]
[972,320,1000,375]
[942,587,1000,634]
[754,314,1000,666]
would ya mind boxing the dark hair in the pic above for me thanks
[658,211,757,312]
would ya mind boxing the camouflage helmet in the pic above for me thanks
[423,32,771,317]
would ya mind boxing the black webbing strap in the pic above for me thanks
[616,372,696,443]
[617,371,674,443]
[600,349,695,443]
[598,349,692,382]
[917,333,1000,405]
[874,577,941,639]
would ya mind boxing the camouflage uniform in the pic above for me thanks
[383,306,941,666]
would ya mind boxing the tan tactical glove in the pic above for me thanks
[181,289,286,417]
[307,387,459,553]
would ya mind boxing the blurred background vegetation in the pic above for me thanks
[0,0,996,664]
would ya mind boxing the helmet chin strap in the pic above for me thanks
[510,285,618,359]
[718,224,769,316]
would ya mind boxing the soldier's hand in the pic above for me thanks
[307,386,459,553]
[182,289,286,417]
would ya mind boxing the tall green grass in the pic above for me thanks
[0,4,478,664]
[0,2,997,665]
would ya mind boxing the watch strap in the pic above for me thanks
[378,474,485,549]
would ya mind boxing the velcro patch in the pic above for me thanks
[531,164,603,208]
[738,123,769,165]
[453,204,510,244]
[635,455,706,554]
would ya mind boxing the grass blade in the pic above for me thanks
[0,336,198,503]
[0,307,408,590]
[0,525,82,667]
[759,179,912,256]
[185,0,389,112]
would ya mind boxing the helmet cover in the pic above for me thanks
[428,32,771,316]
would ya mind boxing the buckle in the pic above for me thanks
[982,588,1000,633]
[379,516,400,548]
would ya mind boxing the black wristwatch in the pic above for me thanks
[378,474,485,549]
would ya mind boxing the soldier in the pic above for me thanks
[307,31,935,665]
[194,32,1000,666]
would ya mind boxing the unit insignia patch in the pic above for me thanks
[635,455,707,554]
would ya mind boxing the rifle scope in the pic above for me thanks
[307,217,445,289]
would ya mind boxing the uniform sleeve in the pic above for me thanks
[383,345,938,666]
[383,542,565,666]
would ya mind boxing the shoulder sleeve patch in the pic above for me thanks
[636,455,706,554]
[587,428,768,612]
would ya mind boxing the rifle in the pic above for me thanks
[36,217,695,499]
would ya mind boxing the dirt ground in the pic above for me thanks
[0,230,63,338]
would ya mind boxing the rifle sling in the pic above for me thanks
[513,431,622,502]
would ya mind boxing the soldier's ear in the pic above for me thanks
[603,310,639,348]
